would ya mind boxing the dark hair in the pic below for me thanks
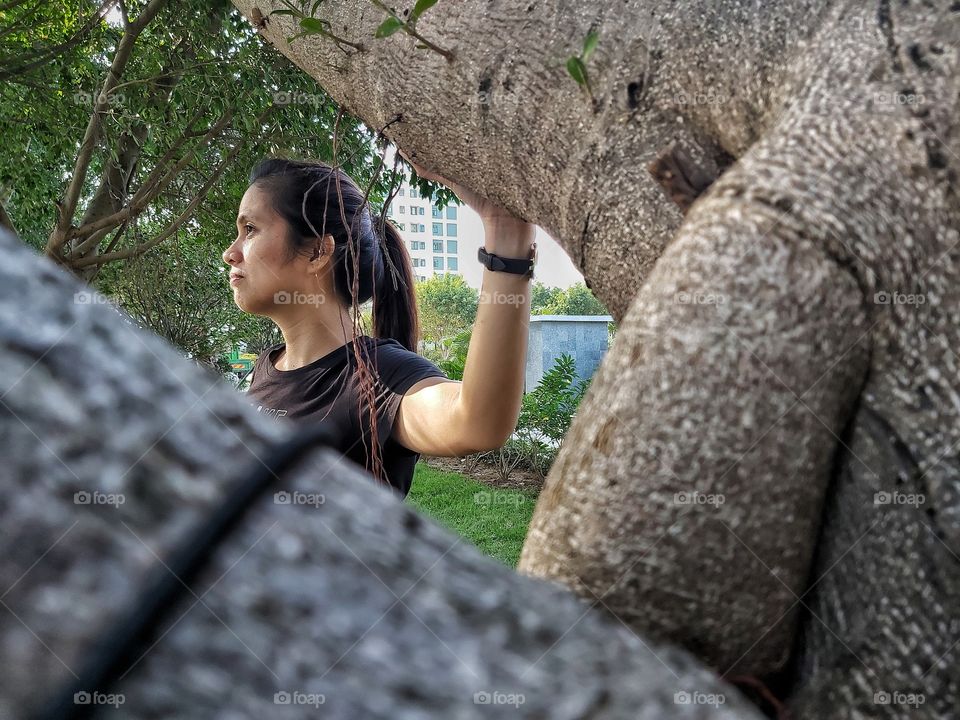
[248,157,421,487]
[248,157,420,351]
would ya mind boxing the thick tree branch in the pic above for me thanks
[0,225,764,719]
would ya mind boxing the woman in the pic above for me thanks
[223,156,537,498]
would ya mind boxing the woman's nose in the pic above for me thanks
[223,241,239,266]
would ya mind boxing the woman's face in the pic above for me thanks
[223,184,304,315]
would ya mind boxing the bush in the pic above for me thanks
[435,329,471,381]
[519,353,590,441]
[464,353,590,483]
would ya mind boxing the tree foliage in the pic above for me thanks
[0,0,441,365]
[535,282,609,316]
[414,272,477,358]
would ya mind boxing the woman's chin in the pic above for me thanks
[231,288,255,314]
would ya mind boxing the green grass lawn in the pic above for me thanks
[406,462,539,567]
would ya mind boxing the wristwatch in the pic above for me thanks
[477,242,537,280]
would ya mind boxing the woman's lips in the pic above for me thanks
[230,276,244,286]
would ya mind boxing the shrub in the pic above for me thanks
[463,353,591,483]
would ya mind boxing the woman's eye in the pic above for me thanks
[245,224,255,234]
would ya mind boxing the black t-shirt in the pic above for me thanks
[245,335,448,498]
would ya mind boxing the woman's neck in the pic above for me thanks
[275,317,364,371]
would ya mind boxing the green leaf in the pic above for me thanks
[582,29,599,61]
[269,9,298,17]
[375,16,404,38]
[299,17,328,34]
[566,56,587,85]
[411,0,439,22]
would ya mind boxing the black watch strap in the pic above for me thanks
[478,243,536,279]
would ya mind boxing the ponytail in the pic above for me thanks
[371,215,420,352]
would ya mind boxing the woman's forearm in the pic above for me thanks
[457,217,536,449]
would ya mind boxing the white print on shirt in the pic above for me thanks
[256,405,288,420]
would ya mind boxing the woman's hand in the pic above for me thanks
[397,149,536,249]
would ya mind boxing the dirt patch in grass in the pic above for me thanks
[421,455,545,495]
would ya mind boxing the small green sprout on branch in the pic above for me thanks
[268,1,366,51]
[567,27,599,108]
[370,0,455,62]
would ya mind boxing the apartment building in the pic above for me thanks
[385,168,584,290]
[386,182,470,282]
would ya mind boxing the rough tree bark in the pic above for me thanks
[232,1,960,718]
[0,226,764,718]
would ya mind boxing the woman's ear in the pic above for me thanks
[323,234,336,257]
[307,234,336,273]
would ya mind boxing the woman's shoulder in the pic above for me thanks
[363,336,448,391]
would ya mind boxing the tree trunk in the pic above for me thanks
[234,2,960,717]
[0,226,763,717]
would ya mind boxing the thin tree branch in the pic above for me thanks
[0,0,118,80]
[0,199,17,236]
[44,0,168,258]
[70,109,233,247]
[72,107,270,269]
[0,0,34,12]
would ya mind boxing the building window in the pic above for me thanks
[446,223,457,237]
[447,257,458,271]
[433,256,443,270]
[399,206,405,214]
[410,187,419,198]
[432,222,442,236]
[433,239,443,253]
[398,188,405,197]
[446,239,457,254]
[432,206,442,218]
[446,206,458,220]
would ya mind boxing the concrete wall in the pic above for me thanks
[525,315,613,392]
